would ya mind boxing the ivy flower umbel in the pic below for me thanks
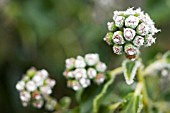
[63,53,107,91]
[16,67,57,111]
[104,7,160,60]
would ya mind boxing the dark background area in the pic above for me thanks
[0,0,170,113]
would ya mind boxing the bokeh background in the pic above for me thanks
[0,0,170,113]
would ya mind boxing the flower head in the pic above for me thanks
[63,53,107,91]
[16,67,56,110]
[104,7,160,60]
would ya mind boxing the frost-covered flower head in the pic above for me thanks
[16,67,57,111]
[104,7,160,60]
[63,53,107,91]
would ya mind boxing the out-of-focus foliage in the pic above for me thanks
[0,0,170,113]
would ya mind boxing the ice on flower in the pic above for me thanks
[104,7,160,60]
[112,31,125,44]
[144,34,156,47]
[64,53,107,91]
[124,28,136,41]
[125,15,139,28]
[136,23,150,36]
[113,44,123,55]
[104,32,113,45]
[107,22,116,31]
[114,16,125,28]
[133,36,144,47]
[124,43,137,56]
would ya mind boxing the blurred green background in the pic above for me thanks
[0,0,170,113]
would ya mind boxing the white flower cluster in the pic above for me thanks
[104,7,160,60]
[63,53,107,91]
[16,67,57,110]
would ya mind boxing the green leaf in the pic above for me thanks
[118,93,143,113]
[122,60,141,85]
[93,67,123,113]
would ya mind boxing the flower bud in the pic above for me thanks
[112,44,123,55]
[124,28,136,41]
[26,81,37,92]
[16,81,25,91]
[125,15,139,29]
[74,68,87,80]
[114,16,125,28]
[133,36,144,47]
[32,100,44,108]
[144,34,156,47]
[85,53,99,66]
[104,32,114,45]
[136,23,149,36]
[67,80,81,91]
[112,31,125,44]
[20,91,31,102]
[65,58,75,70]
[45,79,56,88]
[40,86,52,95]
[107,22,116,31]
[96,62,107,72]
[124,43,137,56]
[79,78,91,88]
[32,91,42,100]
[87,68,97,79]
[32,74,44,87]
[95,73,105,85]
[63,70,74,78]
[64,53,107,91]
[75,56,86,68]
[45,97,57,111]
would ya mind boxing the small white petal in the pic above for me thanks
[26,81,37,92]
[65,58,75,69]
[16,81,25,91]
[75,56,86,68]
[20,91,31,102]
[87,68,97,79]
[85,53,99,66]
[96,62,107,72]
[79,78,91,88]
[74,68,87,79]
[40,86,52,95]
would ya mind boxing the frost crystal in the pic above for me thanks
[104,7,160,60]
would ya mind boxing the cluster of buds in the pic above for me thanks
[104,7,160,60]
[63,53,107,91]
[16,67,57,111]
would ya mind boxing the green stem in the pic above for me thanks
[93,67,123,113]
[137,66,151,113]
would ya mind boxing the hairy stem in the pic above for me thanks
[93,67,123,113]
